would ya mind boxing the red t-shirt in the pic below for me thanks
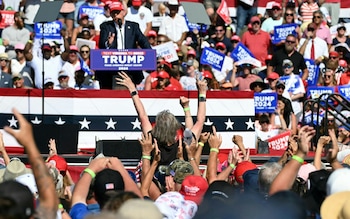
[242,29,271,66]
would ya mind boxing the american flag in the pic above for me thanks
[0,89,255,151]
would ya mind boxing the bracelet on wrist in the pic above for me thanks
[199,97,206,102]
[292,155,304,164]
[210,148,219,153]
[84,168,96,179]
[183,107,190,112]
[142,155,151,160]
[198,142,204,147]
[131,90,138,97]
[189,157,195,161]
[229,163,236,169]
[199,94,206,98]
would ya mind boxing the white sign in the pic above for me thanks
[152,41,179,63]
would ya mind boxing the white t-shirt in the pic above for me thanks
[261,17,283,34]
[93,14,113,32]
[179,76,197,90]
[61,60,81,88]
[125,6,153,34]
[158,14,189,42]
[30,55,64,88]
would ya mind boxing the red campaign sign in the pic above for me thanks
[268,131,291,153]
[0,11,15,29]
[216,0,231,24]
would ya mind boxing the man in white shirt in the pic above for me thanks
[158,0,188,48]
[125,0,153,35]
[261,2,283,34]
[93,1,113,35]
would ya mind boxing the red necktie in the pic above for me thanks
[310,39,315,60]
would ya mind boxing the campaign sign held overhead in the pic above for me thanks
[200,47,225,71]
[230,42,256,62]
[338,84,350,100]
[90,49,156,71]
[304,59,319,86]
[34,21,62,39]
[273,23,297,44]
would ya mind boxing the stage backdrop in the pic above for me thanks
[0,89,255,153]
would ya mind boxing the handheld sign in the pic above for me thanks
[268,131,291,155]
[307,86,334,100]
[0,10,15,29]
[230,42,255,62]
[338,84,350,101]
[254,92,278,113]
[152,41,179,63]
[200,47,225,71]
[90,49,156,71]
[79,6,104,21]
[304,59,319,86]
[273,23,297,44]
[34,21,62,39]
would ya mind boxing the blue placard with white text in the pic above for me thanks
[304,59,319,86]
[230,42,256,62]
[273,23,297,44]
[90,49,156,71]
[34,21,62,39]
[338,84,350,100]
[79,5,104,21]
[307,86,334,100]
[254,92,278,113]
[200,47,225,71]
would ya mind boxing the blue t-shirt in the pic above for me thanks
[70,203,100,219]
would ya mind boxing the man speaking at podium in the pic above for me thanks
[98,1,151,89]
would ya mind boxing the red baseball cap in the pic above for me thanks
[187,49,196,57]
[109,2,124,12]
[329,51,339,58]
[179,175,208,205]
[202,70,213,79]
[231,35,240,42]
[250,16,260,24]
[47,155,68,175]
[234,161,257,184]
[132,0,142,6]
[215,42,226,50]
[271,2,281,9]
[69,45,79,52]
[147,30,157,38]
[80,13,89,20]
[157,70,170,79]
[267,72,280,80]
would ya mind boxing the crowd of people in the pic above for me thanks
[0,0,350,218]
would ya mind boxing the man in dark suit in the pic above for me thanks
[0,71,12,88]
[98,1,151,89]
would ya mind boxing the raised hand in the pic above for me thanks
[199,132,210,144]
[298,125,316,156]
[197,79,208,93]
[108,32,115,46]
[177,135,184,160]
[153,139,161,163]
[208,126,222,149]
[179,96,190,108]
[116,71,137,91]
[139,132,154,156]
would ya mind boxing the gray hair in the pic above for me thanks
[152,110,181,145]
[258,162,283,194]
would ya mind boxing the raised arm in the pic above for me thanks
[269,125,315,195]
[185,138,201,176]
[180,96,194,129]
[4,109,58,219]
[207,126,222,184]
[327,128,343,170]
[116,72,152,135]
[0,132,10,165]
[314,136,330,170]
[191,79,207,140]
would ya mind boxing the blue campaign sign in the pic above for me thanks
[200,47,225,71]
[338,84,350,100]
[90,49,156,71]
[303,111,324,126]
[307,86,334,100]
[184,14,207,33]
[79,6,104,21]
[230,42,255,62]
[279,75,303,93]
[273,23,297,44]
[34,21,62,39]
[254,92,278,113]
[304,59,319,86]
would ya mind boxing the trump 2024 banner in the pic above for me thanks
[200,47,225,71]
[254,92,277,113]
[304,59,319,86]
[272,23,298,44]
[90,49,156,71]
[34,21,63,40]
[268,131,291,155]
[338,84,350,100]
[230,42,255,62]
